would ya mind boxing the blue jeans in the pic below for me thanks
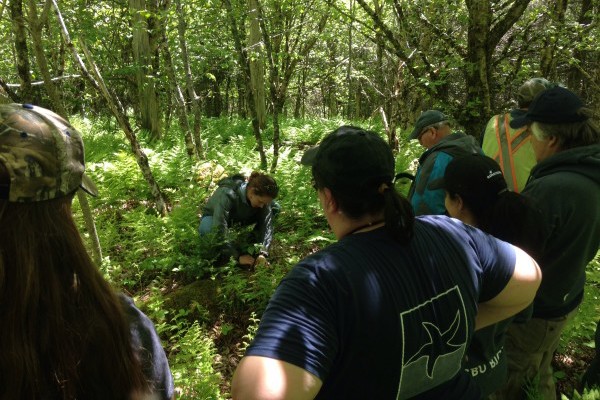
[198,216,214,235]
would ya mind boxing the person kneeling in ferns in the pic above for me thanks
[199,171,280,267]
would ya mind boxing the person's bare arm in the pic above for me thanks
[475,246,542,330]
[231,356,323,400]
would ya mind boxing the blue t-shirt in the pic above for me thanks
[120,295,175,400]
[245,215,516,399]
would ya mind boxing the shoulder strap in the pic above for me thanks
[217,174,246,190]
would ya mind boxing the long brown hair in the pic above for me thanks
[0,195,149,399]
[247,171,279,198]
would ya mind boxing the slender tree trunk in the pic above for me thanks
[27,0,66,115]
[162,23,195,157]
[10,0,33,103]
[540,0,567,81]
[257,1,328,172]
[567,0,592,91]
[52,0,169,216]
[346,0,354,119]
[293,67,306,119]
[175,0,204,159]
[76,191,103,266]
[236,75,247,118]
[130,0,161,140]
[0,76,19,101]
[464,0,492,138]
[27,0,103,261]
[222,0,268,170]
[248,0,267,129]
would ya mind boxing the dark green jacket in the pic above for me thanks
[202,176,276,258]
[523,144,600,318]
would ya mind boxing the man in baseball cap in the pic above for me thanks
[408,110,448,141]
[497,86,600,399]
[407,109,480,216]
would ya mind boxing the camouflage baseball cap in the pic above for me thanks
[0,103,97,202]
[517,78,554,107]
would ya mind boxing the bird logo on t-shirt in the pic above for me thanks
[396,286,469,399]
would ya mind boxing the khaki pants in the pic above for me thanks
[494,309,577,400]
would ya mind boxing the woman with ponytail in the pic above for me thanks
[232,126,541,399]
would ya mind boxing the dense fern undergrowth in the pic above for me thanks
[69,115,600,399]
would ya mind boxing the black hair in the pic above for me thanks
[448,190,546,258]
[313,173,414,244]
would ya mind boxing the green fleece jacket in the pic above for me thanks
[202,177,276,258]
[523,144,600,318]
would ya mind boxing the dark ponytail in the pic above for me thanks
[314,173,414,244]
[382,185,414,244]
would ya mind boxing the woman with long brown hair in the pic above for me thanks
[199,171,280,267]
[0,104,174,400]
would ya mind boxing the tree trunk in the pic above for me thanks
[27,0,66,115]
[52,0,169,216]
[567,0,593,91]
[9,0,34,103]
[346,0,354,119]
[130,0,161,140]
[540,0,567,81]
[248,0,267,130]
[175,0,205,159]
[162,18,195,157]
[293,67,306,119]
[257,0,328,172]
[222,0,268,170]
[464,0,492,138]
[76,191,103,266]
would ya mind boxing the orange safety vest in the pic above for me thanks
[482,113,536,193]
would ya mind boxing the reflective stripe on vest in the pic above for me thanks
[486,114,529,193]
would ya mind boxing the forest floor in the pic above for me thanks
[555,341,596,398]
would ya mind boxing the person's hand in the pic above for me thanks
[238,254,255,266]
[254,254,269,267]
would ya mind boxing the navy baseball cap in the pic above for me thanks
[511,86,588,129]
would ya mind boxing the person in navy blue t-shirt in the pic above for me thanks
[231,126,541,400]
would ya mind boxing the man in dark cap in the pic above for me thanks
[232,125,541,399]
[481,77,555,192]
[407,110,480,215]
[497,87,600,399]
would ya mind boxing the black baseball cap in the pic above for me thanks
[409,110,448,140]
[301,125,395,193]
[511,86,588,129]
[429,154,507,199]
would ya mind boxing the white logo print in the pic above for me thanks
[396,286,469,399]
